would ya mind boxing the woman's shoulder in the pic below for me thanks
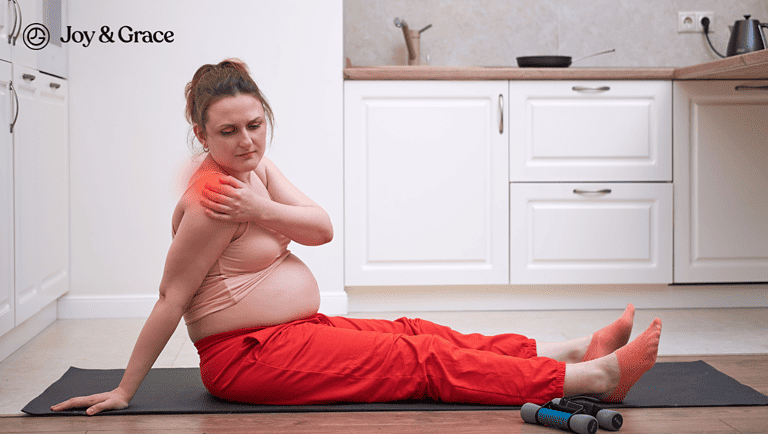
[254,156,272,186]
[172,156,228,234]
[182,156,227,201]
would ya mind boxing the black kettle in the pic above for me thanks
[726,15,768,56]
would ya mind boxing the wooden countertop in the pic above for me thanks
[343,50,768,80]
[674,49,768,79]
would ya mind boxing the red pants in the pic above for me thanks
[194,313,565,405]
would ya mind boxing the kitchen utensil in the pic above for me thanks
[572,48,616,63]
[516,49,615,68]
[394,17,432,65]
[516,55,572,68]
[726,15,767,56]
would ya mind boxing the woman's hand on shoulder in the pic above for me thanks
[51,388,130,416]
[200,175,268,223]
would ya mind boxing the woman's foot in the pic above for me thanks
[537,304,635,363]
[581,304,635,362]
[599,317,662,402]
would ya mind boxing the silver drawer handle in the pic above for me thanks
[22,73,35,81]
[735,85,768,91]
[572,86,610,92]
[498,94,504,134]
[574,189,612,194]
[50,82,61,89]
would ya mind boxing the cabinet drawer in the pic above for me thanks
[509,81,672,182]
[510,183,672,284]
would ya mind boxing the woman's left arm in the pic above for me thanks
[200,157,333,246]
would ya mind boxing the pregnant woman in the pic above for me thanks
[53,58,661,415]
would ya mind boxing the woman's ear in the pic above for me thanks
[193,124,206,147]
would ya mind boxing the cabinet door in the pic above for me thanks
[345,81,509,286]
[0,1,12,62]
[0,60,12,336]
[10,0,39,70]
[509,81,671,182]
[14,65,68,325]
[673,81,768,283]
[510,183,672,284]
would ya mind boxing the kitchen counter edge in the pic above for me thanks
[343,50,768,81]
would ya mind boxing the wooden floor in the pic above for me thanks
[2,355,767,434]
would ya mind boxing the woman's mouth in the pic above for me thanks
[238,151,256,157]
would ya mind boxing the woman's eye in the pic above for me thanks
[220,129,234,136]
[249,123,261,130]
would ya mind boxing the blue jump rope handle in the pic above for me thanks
[521,403,598,434]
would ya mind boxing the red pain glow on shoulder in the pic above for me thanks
[174,155,223,201]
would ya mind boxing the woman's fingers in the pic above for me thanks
[203,182,244,206]
[218,175,245,189]
[203,207,232,222]
[52,395,99,411]
[200,194,235,222]
[87,398,128,416]
[200,192,230,213]
[52,392,129,416]
[202,184,230,202]
[200,175,256,223]
[204,175,242,196]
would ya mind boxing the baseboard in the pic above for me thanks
[346,283,768,312]
[57,294,158,319]
[57,292,350,319]
[55,284,768,318]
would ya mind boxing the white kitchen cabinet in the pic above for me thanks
[673,80,768,283]
[12,64,69,325]
[0,2,12,62]
[510,183,673,284]
[10,0,39,69]
[509,80,673,284]
[0,0,68,78]
[0,0,68,359]
[344,81,509,286]
[509,81,671,182]
[0,60,13,336]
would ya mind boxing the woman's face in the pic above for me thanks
[195,94,267,176]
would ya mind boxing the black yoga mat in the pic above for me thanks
[22,361,768,416]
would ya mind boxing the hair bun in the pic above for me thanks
[219,58,250,75]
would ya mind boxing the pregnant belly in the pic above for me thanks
[187,254,321,342]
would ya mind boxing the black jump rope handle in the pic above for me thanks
[521,396,623,433]
[551,398,623,431]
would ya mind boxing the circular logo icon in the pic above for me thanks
[23,23,50,50]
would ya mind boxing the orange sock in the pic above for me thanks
[581,304,635,362]
[601,318,662,403]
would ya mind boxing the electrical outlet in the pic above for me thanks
[678,11,715,33]
[678,12,697,33]
[696,12,714,33]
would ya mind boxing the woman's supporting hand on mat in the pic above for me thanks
[51,388,130,415]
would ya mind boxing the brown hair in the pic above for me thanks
[184,58,274,152]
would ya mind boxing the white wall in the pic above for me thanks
[62,0,346,318]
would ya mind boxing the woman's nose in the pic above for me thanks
[237,128,252,146]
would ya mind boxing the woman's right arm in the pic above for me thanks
[52,176,239,415]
